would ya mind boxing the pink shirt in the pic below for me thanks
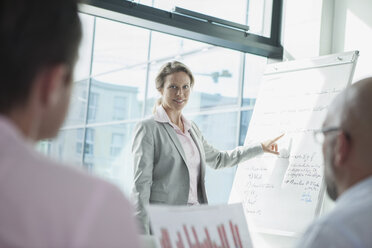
[0,116,141,248]
[154,105,201,205]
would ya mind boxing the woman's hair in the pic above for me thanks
[153,61,195,113]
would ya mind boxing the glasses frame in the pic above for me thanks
[313,126,341,144]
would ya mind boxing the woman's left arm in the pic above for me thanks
[193,122,282,169]
[191,123,262,169]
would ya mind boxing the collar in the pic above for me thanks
[0,115,30,144]
[154,105,192,132]
[336,175,372,205]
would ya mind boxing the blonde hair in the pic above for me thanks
[153,61,195,113]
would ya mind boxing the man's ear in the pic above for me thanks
[39,64,69,107]
[334,132,351,167]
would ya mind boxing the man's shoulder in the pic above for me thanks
[39,156,127,204]
[295,215,340,248]
[0,140,128,208]
[0,141,139,246]
[297,201,372,248]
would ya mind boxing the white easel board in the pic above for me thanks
[229,51,358,239]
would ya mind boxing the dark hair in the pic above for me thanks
[153,61,194,113]
[0,0,82,113]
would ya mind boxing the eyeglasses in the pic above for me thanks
[313,127,341,144]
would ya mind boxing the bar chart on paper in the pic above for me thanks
[160,220,243,248]
[147,203,252,248]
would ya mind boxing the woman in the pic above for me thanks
[132,61,282,234]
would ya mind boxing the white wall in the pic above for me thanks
[281,0,334,60]
[281,0,372,78]
[332,0,372,80]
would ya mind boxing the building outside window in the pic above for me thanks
[87,92,99,121]
[76,129,84,154]
[113,96,128,120]
[84,128,95,156]
[110,133,125,157]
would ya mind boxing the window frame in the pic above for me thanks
[80,0,283,58]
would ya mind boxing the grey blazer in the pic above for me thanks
[131,117,263,234]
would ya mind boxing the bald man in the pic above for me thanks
[296,78,372,247]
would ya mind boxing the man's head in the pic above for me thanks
[322,77,372,200]
[0,0,81,140]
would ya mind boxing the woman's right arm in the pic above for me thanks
[132,121,154,234]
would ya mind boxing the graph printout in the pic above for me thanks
[147,203,253,248]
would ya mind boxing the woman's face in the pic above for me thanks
[160,71,191,114]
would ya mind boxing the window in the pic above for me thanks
[113,96,128,121]
[41,12,268,202]
[239,110,255,146]
[243,53,268,107]
[87,92,99,122]
[44,129,84,167]
[82,124,135,195]
[37,141,51,155]
[84,128,95,155]
[89,18,148,123]
[64,80,89,126]
[76,129,84,154]
[190,112,239,204]
[62,13,93,126]
[92,18,150,76]
[84,162,93,172]
[110,133,125,157]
